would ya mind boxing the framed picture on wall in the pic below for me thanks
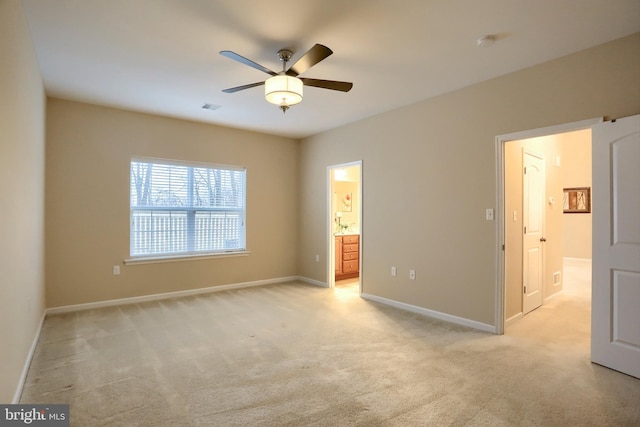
[340,192,352,212]
[563,187,591,213]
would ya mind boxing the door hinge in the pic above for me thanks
[502,244,505,251]
[524,286,527,294]
[524,226,527,234]
[523,167,527,175]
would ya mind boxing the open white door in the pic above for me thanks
[591,115,640,379]
[523,150,545,315]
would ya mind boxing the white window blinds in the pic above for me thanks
[130,158,246,257]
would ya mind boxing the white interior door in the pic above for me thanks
[523,150,545,315]
[591,115,640,379]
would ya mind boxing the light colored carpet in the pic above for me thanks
[21,260,640,426]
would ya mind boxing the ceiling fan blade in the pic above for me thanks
[222,81,265,93]
[300,78,353,92]
[220,51,277,76]
[287,44,333,77]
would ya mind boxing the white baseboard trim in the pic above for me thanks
[361,293,496,333]
[505,312,523,326]
[46,276,301,315]
[545,289,564,303]
[13,310,46,404]
[563,257,592,264]
[297,277,328,288]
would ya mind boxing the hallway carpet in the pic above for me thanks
[21,260,639,426]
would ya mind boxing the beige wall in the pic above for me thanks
[46,99,299,307]
[0,0,46,402]
[299,33,640,327]
[561,130,592,259]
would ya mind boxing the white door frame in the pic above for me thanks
[327,160,363,291]
[495,118,602,334]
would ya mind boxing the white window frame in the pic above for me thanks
[125,157,248,264]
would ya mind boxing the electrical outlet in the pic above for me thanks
[391,266,397,276]
[409,269,416,280]
[113,265,120,275]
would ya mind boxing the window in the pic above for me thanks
[130,158,246,258]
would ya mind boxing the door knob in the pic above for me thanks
[540,237,547,242]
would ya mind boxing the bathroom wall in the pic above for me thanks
[334,181,359,233]
[332,165,360,233]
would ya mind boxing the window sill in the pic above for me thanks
[124,250,251,265]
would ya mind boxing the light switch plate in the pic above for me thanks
[486,209,494,221]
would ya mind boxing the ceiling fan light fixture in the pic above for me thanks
[265,75,303,110]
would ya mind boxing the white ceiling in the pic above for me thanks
[22,0,640,139]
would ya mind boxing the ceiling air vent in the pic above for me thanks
[202,103,222,111]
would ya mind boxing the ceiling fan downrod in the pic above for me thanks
[277,50,293,114]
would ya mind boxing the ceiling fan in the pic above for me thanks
[220,44,353,113]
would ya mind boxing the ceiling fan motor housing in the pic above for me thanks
[277,49,294,63]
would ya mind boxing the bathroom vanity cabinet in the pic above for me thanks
[335,234,359,280]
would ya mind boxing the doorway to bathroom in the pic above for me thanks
[327,161,362,294]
